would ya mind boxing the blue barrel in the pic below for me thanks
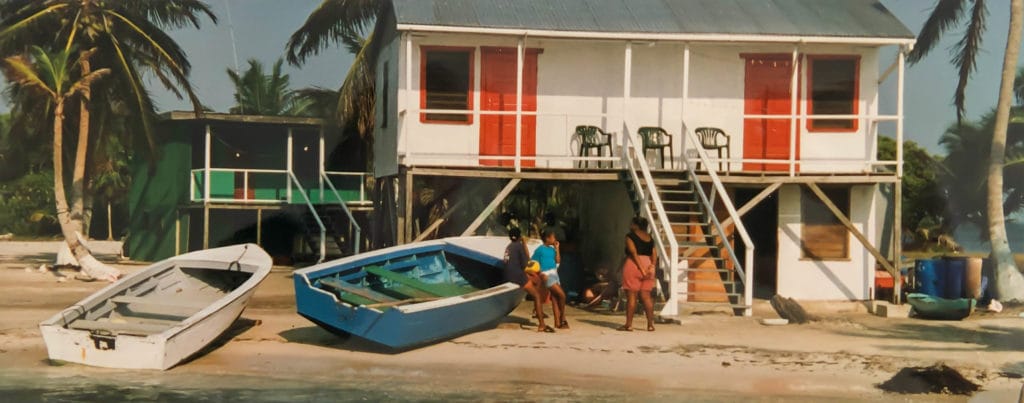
[914,259,945,297]
[943,257,966,299]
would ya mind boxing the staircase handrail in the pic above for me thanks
[680,128,754,314]
[320,172,362,255]
[622,133,678,302]
[288,171,326,263]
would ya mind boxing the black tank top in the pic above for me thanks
[627,232,654,256]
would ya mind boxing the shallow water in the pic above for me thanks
[0,368,853,402]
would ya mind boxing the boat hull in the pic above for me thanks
[294,237,527,350]
[38,244,271,370]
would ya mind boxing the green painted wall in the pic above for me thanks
[125,124,190,261]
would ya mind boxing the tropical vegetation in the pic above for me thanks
[227,58,311,116]
[911,0,1024,301]
[0,0,216,280]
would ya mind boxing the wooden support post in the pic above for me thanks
[256,208,263,246]
[402,170,414,244]
[462,178,521,236]
[202,205,210,250]
[174,210,181,255]
[893,181,903,304]
[805,183,897,277]
[414,197,468,242]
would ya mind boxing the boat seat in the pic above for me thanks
[69,319,170,336]
[364,266,469,298]
[111,296,208,318]
[319,278,398,306]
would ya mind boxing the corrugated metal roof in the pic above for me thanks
[391,0,914,39]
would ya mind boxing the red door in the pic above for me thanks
[743,56,798,172]
[480,47,538,167]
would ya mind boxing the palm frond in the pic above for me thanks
[65,68,111,99]
[285,0,381,65]
[951,0,987,124]
[0,54,57,100]
[909,0,967,64]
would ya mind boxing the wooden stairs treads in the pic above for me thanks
[69,319,170,336]
[319,278,398,306]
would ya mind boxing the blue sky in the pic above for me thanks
[2,0,1020,154]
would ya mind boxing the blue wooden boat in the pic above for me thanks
[293,237,525,350]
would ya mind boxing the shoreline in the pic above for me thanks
[1,241,1023,401]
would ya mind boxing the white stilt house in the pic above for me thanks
[371,0,915,316]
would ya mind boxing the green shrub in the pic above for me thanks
[0,171,59,236]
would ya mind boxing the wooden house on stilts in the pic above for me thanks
[370,0,916,316]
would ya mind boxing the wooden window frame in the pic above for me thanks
[800,186,851,261]
[419,46,475,125]
[806,55,860,133]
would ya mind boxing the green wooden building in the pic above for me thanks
[126,112,370,263]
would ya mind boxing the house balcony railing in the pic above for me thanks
[189,168,370,205]
[399,108,902,177]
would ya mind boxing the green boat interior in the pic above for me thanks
[314,249,503,307]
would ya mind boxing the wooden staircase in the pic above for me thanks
[291,205,359,261]
[624,170,749,315]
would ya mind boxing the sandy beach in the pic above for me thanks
[1,241,1022,402]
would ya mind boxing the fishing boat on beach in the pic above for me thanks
[39,244,272,370]
[293,237,526,350]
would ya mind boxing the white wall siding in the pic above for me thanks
[776,184,877,300]
[374,36,401,178]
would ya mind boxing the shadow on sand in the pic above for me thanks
[176,317,260,367]
[278,326,398,354]
[829,321,1024,353]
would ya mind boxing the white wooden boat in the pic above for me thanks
[39,244,272,370]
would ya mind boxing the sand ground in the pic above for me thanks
[1,241,1023,401]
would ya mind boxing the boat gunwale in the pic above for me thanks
[39,243,273,340]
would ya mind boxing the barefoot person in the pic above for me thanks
[504,228,551,332]
[619,216,657,332]
[531,230,568,329]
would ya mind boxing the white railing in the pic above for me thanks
[289,171,327,263]
[320,172,362,255]
[622,132,678,316]
[680,127,755,316]
[400,108,624,170]
[323,171,370,204]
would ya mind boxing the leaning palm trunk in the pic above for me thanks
[989,0,1024,302]
[53,98,120,282]
[72,54,92,236]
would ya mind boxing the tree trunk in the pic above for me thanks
[989,0,1024,302]
[71,55,92,236]
[53,99,120,282]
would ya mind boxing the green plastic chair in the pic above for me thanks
[694,127,731,172]
[575,125,614,168]
[637,127,674,169]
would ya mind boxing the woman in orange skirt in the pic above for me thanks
[619,216,658,331]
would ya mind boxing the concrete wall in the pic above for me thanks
[776,184,878,300]
[376,33,885,173]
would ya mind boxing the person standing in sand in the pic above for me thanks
[531,230,568,330]
[503,228,552,332]
[619,216,657,332]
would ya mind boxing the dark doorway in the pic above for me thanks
[734,187,779,298]
[292,130,319,189]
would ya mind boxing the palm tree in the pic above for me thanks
[227,58,310,116]
[911,0,1024,301]
[285,0,389,139]
[0,0,215,278]
[1,46,120,280]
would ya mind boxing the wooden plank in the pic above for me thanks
[364,266,466,297]
[413,197,467,242]
[319,278,398,304]
[805,183,897,277]
[70,319,169,335]
[461,178,521,236]
[893,182,903,304]
[409,166,621,181]
[365,297,439,310]
[111,296,209,309]
[697,174,898,185]
[720,182,782,228]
